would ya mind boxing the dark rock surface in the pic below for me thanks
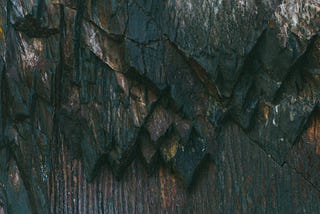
[0,0,320,213]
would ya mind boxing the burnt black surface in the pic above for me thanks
[0,0,320,213]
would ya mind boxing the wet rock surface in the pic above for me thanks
[0,0,320,213]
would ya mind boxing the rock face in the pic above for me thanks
[0,0,320,213]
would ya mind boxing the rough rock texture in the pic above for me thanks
[0,0,320,213]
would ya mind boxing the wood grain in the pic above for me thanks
[47,121,320,213]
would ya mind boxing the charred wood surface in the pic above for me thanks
[0,0,320,213]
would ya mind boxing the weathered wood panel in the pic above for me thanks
[1,0,320,213]
[48,121,320,213]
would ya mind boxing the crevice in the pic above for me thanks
[284,105,320,158]
[13,14,59,38]
[184,154,210,190]
[188,58,222,103]
[107,140,139,180]
[125,36,164,47]
[124,66,165,97]
[287,163,320,193]
[164,37,223,104]
[233,118,286,166]
[131,0,164,35]
[84,17,125,42]
[186,154,211,191]
[273,34,320,104]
